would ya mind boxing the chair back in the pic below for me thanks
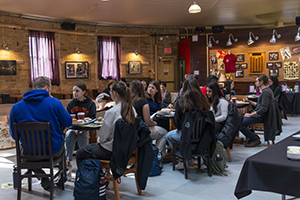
[1,93,11,104]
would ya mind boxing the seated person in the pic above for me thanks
[160,82,171,105]
[200,75,219,96]
[9,76,72,190]
[65,82,96,180]
[223,79,236,97]
[130,80,167,156]
[147,81,163,115]
[240,74,274,147]
[166,79,210,168]
[269,76,281,98]
[76,81,137,166]
[141,80,148,91]
[207,82,229,133]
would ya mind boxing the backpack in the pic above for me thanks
[73,159,106,200]
[209,140,227,176]
[148,144,162,177]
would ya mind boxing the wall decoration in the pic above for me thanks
[284,61,299,80]
[217,58,225,70]
[269,52,279,61]
[128,61,142,74]
[280,46,292,60]
[235,70,244,78]
[266,62,274,68]
[210,55,218,67]
[65,61,89,79]
[235,64,240,69]
[274,62,282,68]
[236,54,245,62]
[269,69,279,77]
[216,50,227,58]
[291,46,300,56]
[0,60,16,75]
[241,63,248,69]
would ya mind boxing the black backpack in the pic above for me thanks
[73,159,106,200]
[148,144,162,177]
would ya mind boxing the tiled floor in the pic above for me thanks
[1,115,300,200]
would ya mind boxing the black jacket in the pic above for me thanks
[66,96,96,119]
[216,103,244,149]
[264,98,282,141]
[109,117,154,190]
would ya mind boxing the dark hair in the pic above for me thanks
[148,80,162,110]
[207,82,223,113]
[269,76,280,91]
[224,80,234,93]
[74,82,87,96]
[187,74,198,80]
[257,74,269,86]
[33,76,51,89]
[130,80,147,103]
[177,79,210,112]
[160,82,167,87]
[207,75,218,85]
[112,81,135,124]
[120,78,127,83]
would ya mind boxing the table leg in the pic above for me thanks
[169,118,173,131]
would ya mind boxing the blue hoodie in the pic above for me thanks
[9,89,72,154]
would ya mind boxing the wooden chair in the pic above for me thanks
[99,148,141,200]
[13,122,66,200]
[226,147,232,162]
[1,93,12,104]
[247,123,275,147]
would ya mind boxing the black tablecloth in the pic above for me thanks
[285,92,300,115]
[234,132,300,199]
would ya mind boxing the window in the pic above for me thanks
[28,31,60,85]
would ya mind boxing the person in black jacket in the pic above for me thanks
[65,82,96,180]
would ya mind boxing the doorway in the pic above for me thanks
[157,57,176,91]
[178,58,186,90]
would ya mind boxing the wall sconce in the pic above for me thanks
[134,49,138,56]
[2,43,9,51]
[270,29,281,43]
[247,31,259,45]
[74,47,81,54]
[188,2,201,14]
[295,27,300,42]
[226,33,238,46]
[207,36,219,48]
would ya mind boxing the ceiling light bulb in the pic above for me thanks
[188,2,201,14]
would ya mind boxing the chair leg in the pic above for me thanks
[183,160,188,179]
[17,171,22,200]
[172,153,176,171]
[197,157,201,169]
[134,169,142,195]
[226,148,232,162]
[272,140,275,145]
[207,157,212,177]
[267,141,270,147]
[113,179,120,200]
[28,170,32,191]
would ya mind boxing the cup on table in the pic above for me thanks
[70,114,76,119]
[232,97,237,104]
[78,112,85,120]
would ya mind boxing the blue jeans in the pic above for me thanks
[240,116,264,143]
[65,129,89,161]
[166,129,181,150]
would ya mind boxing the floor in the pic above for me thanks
[1,115,300,200]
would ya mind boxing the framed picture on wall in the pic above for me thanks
[0,60,17,75]
[65,61,89,79]
[235,70,244,78]
[235,64,240,69]
[269,52,279,61]
[241,63,248,69]
[128,61,142,74]
[266,62,274,68]
[269,69,279,77]
[275,62,282,68]
[236,54,244,62]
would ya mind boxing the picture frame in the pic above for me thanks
[241,63,248,69]
[274,62,282,68]
[236,54,245,62]
[266,62,274,68]
[65,61,89,79]
[210,55,217,67]
[0,60,17,75]
[269,52,279,61]
[235,64,240,69]
[269,69,279,77]
[235,70,244,78]
[128,61,142,74]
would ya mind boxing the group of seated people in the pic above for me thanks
[8,72,280,191]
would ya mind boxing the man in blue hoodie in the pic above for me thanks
[9,76,72,191]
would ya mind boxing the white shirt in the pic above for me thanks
[211,98,229,123]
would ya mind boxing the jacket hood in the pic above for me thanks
[23,89,49,102]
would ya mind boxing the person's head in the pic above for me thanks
[107,80,116,88]
[111,81,135,124]
[256,74,269,87]
[33,76,52,94]
[225,79,234,92]
[73,82,87,101]
[160,82,167,92]
[207,82,223,113]
[130,80,147,102]
[141,80,147,90]
[177,79,210,112]
[206,75,218,85]
[147,80,162,109]
[269,76,279,90]
[187,74,198,80]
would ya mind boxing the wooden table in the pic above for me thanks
[51,92,73,99]
[9,94,23,102]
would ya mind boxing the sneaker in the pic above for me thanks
[175,161,184,170]
[55,175,67,188]
[41,178,51,191]
[67,165,72,181]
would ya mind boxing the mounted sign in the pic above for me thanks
[164,48,172,54]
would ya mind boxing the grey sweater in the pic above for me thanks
[254,87,274,117]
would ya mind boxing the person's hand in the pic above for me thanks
[167,104,174,109]
[243,97,249,102]
[244,113,252,118]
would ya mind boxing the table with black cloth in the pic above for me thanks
[234,132,300,199]
[285,92,300,116]
[71,123,101,144]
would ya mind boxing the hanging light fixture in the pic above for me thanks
[188,2,201,14]
[295,27,300,42]
[207,36,219,48]
[134,49,138,56]
[269,29,281,43]
[247,31,259,45]
[226,33,238,46]
[74,35,81,54]
[2,27,8,51]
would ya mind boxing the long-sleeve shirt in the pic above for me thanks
[254,87,274,117]
[211,98,229,123]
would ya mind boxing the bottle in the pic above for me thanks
[256,88,260,96]
[216,154,222,161]
[157,152,163,169]
[294,82,299,93]
[12,165,18,190]
[281,82,284,91]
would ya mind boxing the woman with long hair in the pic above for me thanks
[160,82,171,105]
[76,81,136,166]
[166,79,210,168]
[269,76,281,98]
[130,80,167,156]
[207,82,229,133]
[147,80,163,115]
[223,79,236,96]
[65,82,96,180]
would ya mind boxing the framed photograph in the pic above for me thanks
[269,52,279,61]
[269,69,279,77]
[274,62,282,68]
[235,70,244,78]
[210,55,217,67]
[241,63,248,69]
[0,60,16,75]
[128,61,142,74]
[266,62,274,68]
[236,54,245,62]
[65,61,89,79]
[235,64,240,69]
